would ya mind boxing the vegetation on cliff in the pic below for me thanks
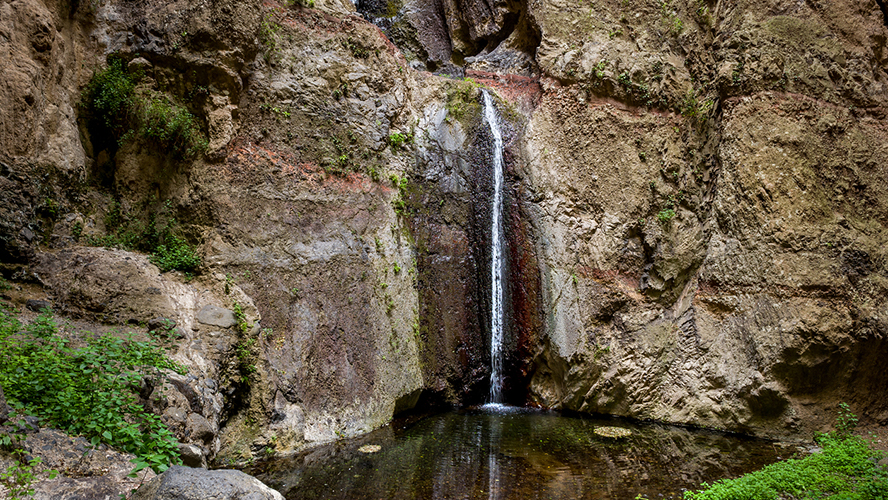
[0,307,185,473]
[80,57,207,159]
[84,200,202,274]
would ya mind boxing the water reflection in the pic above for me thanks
[252,407,796,500]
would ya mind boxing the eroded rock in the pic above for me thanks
[0,428,156,500]
[132,466,284,500]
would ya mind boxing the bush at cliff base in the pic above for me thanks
[0,307,186,473]
[684,413,888,499]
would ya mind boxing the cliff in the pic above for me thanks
[0,0,886,476]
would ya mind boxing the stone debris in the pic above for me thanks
[593,427,632,439]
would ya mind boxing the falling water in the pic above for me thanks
[483,90,505,405]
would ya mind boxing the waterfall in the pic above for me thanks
[483,90,505,405]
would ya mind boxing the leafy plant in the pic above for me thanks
[835,402,859,438]
[80,57,136,141]
[0,451,57,500]
[150,234,201,273]
[232,303,257,384]
[235,338,257,384]
[389,174,410,215]
[71,221,83,241]
[233,303,252,336]
[0,309,185,473]
[593,60,608,79]
[388,132,412,152]
[259,12,283,62]
[657,209,676,222]
[684,404,888,500]
[88,200,201,274]
[681,87,714,122]
[129,89,207,158]
[81,57,207,159]
[660,0,684,35]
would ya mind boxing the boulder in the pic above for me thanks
[132,466,284,500]
[196,305,237,329]
[25,299,51,312]
[177,444,207,469]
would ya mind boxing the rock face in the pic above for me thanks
[518,0,888,438]
[0,428,156,500]
[0,1,886,494]
[132,466,283,500]
[356,0,540,75]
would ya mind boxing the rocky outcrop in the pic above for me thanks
[357,0,540,75]
[132,466,283,500]
[0,428,156,500]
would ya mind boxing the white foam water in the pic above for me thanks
[483,90,505,405]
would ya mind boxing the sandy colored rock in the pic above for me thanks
[0,0,886,477]
[197,305,237,329]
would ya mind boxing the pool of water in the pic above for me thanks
[250,406,799,500]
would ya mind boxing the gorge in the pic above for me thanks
[1,0,888,497]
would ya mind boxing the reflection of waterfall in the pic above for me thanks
[484,90,505,405]
[487,414,503,500]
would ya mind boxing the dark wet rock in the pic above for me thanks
[132,466,284,500]
[25,299,51,312]
[0,385,8,422]
[177,444,207,469]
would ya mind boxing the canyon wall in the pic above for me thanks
[519,0,888,438]
[1,0,887,472]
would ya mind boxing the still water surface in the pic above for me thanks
[252,406,797,500]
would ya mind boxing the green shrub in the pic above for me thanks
[151,234,201,273]
[0,309,186,473]
[130,90,207,158]
[684,405,888,500]
[88,201,201,274]
[80,58,136,139]
[81,57,206,158]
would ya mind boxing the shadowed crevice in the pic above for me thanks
[877,0,888,29]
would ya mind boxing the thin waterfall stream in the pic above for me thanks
[484,90,506,406]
